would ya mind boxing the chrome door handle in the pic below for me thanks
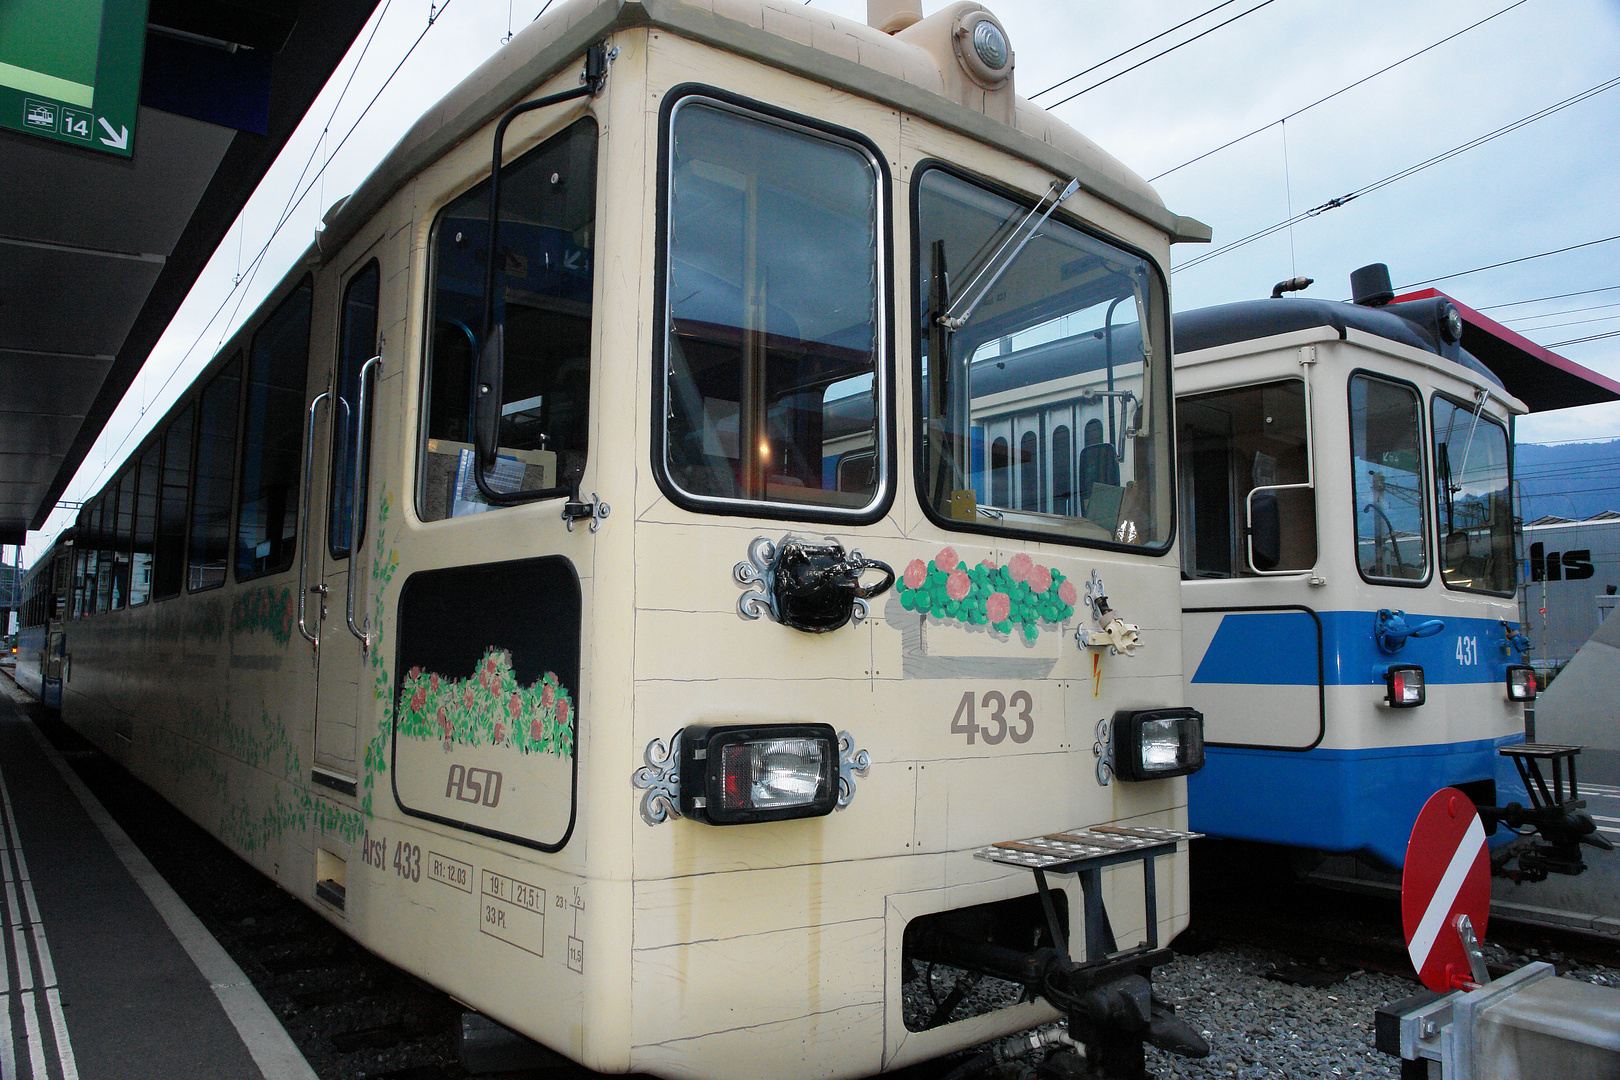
[297,390,331,645]
[346,355,382,651]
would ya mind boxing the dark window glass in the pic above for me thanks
[238,278,312,579]
[1432,394,1513,593]
[1351,374,1427,581]
[94,498,112,614]
[661,100,883,514]
[71,514,90,617]
[191,355,242,592]
[331,262,379,557]
[990,437,1010,506]
[420,117,598,521]
[1176,380,1316,578]
[130,441,158,605]
[1019,431,1040,511]
[1051,425,1073,515]
[915,167,1172,548]
[154,405,193,601]
[112,471,135,609]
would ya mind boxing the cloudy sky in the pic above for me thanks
[26,0,1620,558]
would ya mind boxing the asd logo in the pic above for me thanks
[445,764,503,807]
[1528,542,1594,582]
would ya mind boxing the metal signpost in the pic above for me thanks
[0,0,148,158]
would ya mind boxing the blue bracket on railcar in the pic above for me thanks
[1374,608,1445,653]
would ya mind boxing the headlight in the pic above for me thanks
[1112,708,1204,781]
[679,723,838,825]
[1385,664,1425,708]
[1506,665,1537,702]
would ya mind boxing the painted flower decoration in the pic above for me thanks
[904,559,928,590]
[895,550,1076,639]
[396,647,575,757]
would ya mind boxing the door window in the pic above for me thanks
[1350,373,1427,582]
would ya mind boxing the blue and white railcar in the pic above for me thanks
[14,530,75,709]
[1174,264,1614,875]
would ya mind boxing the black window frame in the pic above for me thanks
[1431,389,1515,597]
[1347,368,1431,588]
[650,84,896,527]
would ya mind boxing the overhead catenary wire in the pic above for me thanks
[1150,0,1531,182]
[1396,233,1620,290]
[1480,285,1620,311]
[1043,0,1280,111]
[1030,0,1244,100]
[71,0,454,505]
[1175,76,1620,274]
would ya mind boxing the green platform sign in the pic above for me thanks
[0,0,148,158]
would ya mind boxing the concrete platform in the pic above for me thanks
[0,684,316,1080]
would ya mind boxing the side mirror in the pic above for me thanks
[474,323,504,471]
[1249,489,1280,571]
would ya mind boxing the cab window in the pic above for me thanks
[1178,379,1315,576]
[1350,373,1427,582]
[419,117,597,521]
[658,96,885,517]
[914,166,1172,548]
[1432,393,1512,593]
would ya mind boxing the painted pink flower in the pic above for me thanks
[436,705,452,736]
[1059,580,1079,606]
[530,717,545,742]
[479,671,490,689]
[409,685,427,711]
[485,655,499,675]
[934,547,959,574]
[557,698,572,725]
[1008,553,1033,582]
[980,559,998,570]
[463,685,476,708]
[429,673,440,693]
[987,591,1011,623]
[407,666,422,680]
[903,559,927,590]
[1028,563,1052,593]
[494,721,506,743]
[946,570,971,601]
[509,693,522,720]
[541,684,555,708]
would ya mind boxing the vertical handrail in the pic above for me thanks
[297,391,331,645]
[346,355,382,650]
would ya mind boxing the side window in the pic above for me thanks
[94,498,112,614]
[131,441,159,605]
[153,405,194,601]
[112,469,134,609]
[1350,373,1427,582]
[1432,394,1512,593]
[419,117,598,521]
[238,278,312,580]
[331,262,380,557]
[70,526,88,618]
[1177,380,1315,577]
[191,355,242,592]
[659,97,884,516]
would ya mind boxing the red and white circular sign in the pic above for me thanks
[1402,787,1491,992]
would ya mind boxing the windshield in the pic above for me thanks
[1433,393,1513,593]
[913,167,1172,549]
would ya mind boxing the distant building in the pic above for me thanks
[1520,513,1620,670]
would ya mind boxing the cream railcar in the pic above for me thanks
[58,1,1213,1077]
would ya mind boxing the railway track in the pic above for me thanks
[33,695,1619,1080]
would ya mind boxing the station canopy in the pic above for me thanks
[0,0,382,546]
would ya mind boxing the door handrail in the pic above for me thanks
[297,390,331,645]
[346,354,382,651]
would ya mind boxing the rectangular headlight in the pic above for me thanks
[1385,664,1425,708]
[1112,708,1204,781]
[1506,665,1537,702]
[679,723,838,825]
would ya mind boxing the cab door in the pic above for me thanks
[305,251,383,794]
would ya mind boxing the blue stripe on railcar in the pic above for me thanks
[1191,611,1519,686]
[1188,736,1531,868]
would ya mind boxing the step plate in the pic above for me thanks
[974,826,1201,871]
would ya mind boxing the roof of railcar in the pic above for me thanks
[1172,293,1620,415]
[318,0,1209,259]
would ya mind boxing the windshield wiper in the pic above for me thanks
[938,177,1079,332]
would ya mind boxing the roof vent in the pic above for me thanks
[1351,263,1394,307]
[868,0,923,33]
